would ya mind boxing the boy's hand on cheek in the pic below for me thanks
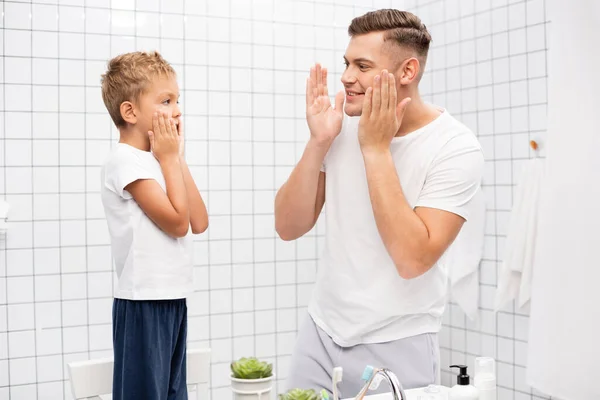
[177,117,185,158]
[148,112,180,164]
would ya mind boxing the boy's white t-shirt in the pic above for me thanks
[101,143,194,300]
[308,108,485,347]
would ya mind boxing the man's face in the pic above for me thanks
[136,74,181,133]
[342,32,405,117]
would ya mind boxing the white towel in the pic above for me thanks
[446,188,486,321]
[494,158,545,312]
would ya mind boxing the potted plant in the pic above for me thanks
[230,357,274,399]
[278,388,328,400]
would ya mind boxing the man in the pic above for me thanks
[274,9,485,397]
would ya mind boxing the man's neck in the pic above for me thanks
[119,127,151,152]
[395,95,442,137]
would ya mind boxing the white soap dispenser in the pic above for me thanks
[474,357,496,400]
[449,365,479,400]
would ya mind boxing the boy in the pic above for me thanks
[100,51,209,400]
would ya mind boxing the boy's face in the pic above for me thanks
[341,32,411,117]
[136,74,181,134]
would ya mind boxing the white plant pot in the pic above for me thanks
[231,375,274,400]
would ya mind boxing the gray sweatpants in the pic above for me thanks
[284,314,440,398]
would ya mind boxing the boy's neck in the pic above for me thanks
[119,127,151,152]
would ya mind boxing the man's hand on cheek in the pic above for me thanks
[358,70,411,154]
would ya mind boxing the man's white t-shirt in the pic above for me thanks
[100,143,194,300]
[308,108,485,347]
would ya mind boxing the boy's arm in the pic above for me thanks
[126,113,190,238]
[180,156,208,234]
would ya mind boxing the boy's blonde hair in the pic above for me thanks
[101,51,176,128]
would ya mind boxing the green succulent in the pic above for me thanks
[278,388,322,400]
[230,357,273,379]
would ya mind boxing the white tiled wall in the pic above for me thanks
[1,0,552,399]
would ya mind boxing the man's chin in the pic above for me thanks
[344,105,362,117]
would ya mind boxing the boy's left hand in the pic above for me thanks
[358,70,411,154]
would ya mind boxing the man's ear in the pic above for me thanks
[120,101,137,125]
[398,57,420,85]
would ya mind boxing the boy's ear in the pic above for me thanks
[120,101,137,125]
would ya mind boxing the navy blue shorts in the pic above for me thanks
[112,298,188,400]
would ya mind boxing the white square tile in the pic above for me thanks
[207,17,229,42]
[5,84,31,112]
[5,2,31,30]
[63,326,88,353]
[527,51,546,79]
[476,36,492,62]
[255,310,276,334]
[9,358,37,385]
[5,166,32,194]
[85,34,110,61]
[89,324,112,351]
[5,57,31,85]
[59,59,85,86]
[6,112,32,140]
[60,247,86,274]
[36,326,62,356]
[6,248,33,276]
[59,87,85,113]
[496,361,514,388]
[510,80,529,106]
[33,86,59,112]
[527,0,546,25]
[61,273,87,300]
[38,382,64,400]
[32,113,59,139]
[5,30,31,57]
[255,286,275,311]
[5,221,33,250]
[7,303,34,331]
[232,263,254,288]
[527,24,546,52]
[8,331,36,358]
[529,104,547,131]
[35,275,61,303]
[233,288,254,312]
[5,140,32,167]
[33,220,59,248]
[497,336,515,363]
[62,299,87,326]
[475,11,491,37]
[37,355,63,383]
[88,298,112,325]
[32,4,58,31]
[255,333,276,357]
[210,314,232,339]
[529,77,547,104]
[276,285,296,309]
[59,5,84,32]
[7,276,34,304]
[59,32,84,59]
[32,140,59,166]
[35,302,61,330]
[491,6,508,34]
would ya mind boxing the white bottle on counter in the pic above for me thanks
[448,365,479,400]
[474,357,497,400]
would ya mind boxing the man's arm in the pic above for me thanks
[358,70,484,279]
[362,149,476,279]
[275,63,344,241]
[180,157,209,234]
[275,139,327,241]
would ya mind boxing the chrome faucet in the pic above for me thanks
[353,367,407,400]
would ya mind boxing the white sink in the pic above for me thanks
[342,384,451,399]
